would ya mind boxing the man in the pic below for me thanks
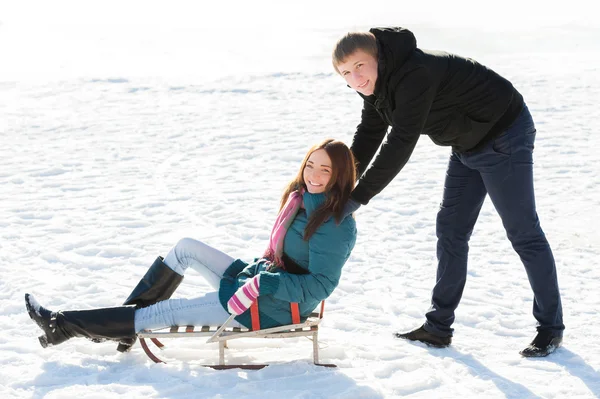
[334,27,564,357]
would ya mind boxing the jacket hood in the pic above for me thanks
[369,27,417,99]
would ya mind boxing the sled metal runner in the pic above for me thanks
[137,302,336,369]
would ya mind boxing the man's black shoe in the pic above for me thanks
[395,325,451,348]
[520,330,562,357]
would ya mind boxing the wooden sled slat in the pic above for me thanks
[139,320,318,340]
[137,301,332,368]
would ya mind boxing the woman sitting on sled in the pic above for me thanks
[25,139,358,351]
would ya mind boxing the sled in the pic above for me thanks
[137,301,336,369]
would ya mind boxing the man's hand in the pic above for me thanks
[343,198,362,217]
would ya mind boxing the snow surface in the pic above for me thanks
[1,1,599,398]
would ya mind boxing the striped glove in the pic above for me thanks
[227,275,261,316]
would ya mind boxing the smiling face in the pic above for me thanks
[336,50,378,96]
[303,149,333,194]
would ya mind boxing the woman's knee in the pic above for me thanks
[173,237,200,252]
[164,237,202,275]
[171,237,208,260]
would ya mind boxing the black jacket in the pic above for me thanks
[351,27,524,205]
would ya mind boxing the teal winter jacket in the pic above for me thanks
[218,191,357,329]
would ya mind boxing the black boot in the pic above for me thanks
[25,293,135,348]
[520,330,563,357]
[116,256,184,352]
[395,324,452,348]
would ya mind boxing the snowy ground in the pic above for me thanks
[1,1,599,398]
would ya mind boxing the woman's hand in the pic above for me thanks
[227,275,261,315]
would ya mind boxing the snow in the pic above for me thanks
[1,1,600,398]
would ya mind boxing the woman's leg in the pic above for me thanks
[163,238,235,290]
[134,292,243,332]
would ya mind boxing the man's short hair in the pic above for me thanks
[332,32,378,74]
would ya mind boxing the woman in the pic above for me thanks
[25,139,358,351]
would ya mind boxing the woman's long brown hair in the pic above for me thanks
[279,139,357,240]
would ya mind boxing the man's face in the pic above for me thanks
[336,50,378,96]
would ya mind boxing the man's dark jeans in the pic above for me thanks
[424,105,565,338]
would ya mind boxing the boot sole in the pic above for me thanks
[25,294,36,321]
[25,294,54,348]
[116,342,134,353]
[38,335,50,348]
[25,294,44,331]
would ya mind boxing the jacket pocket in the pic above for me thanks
[435,111,492,151]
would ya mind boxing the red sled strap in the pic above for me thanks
[290,302,300,324]
[250,302,260,331]
[249,301,301,331]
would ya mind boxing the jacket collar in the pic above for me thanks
[302,191,327,217]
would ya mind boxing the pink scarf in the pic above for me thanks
[264,188,305,269]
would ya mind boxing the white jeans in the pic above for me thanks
[134,238,243,332]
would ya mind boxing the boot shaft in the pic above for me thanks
[118,256,183,353]
[60,306,136,341]
[26,293,136,348]
[124,256,183,308]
